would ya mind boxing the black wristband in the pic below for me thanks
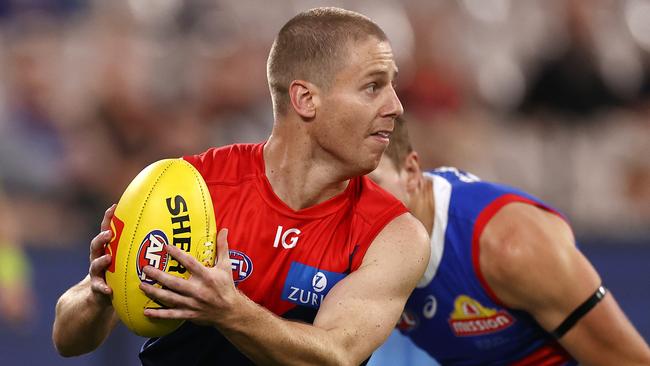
[550,285,607,339]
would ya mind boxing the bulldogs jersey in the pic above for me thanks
[399,167,576,366]
[139,143,407,365]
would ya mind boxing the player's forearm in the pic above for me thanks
[216,293,356,366]
[52,279,117,357]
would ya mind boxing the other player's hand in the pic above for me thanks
[139,228,239,327]
[88,204,116,304]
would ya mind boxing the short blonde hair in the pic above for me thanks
[267,7,387,116]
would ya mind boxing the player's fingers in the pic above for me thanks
[89,256,112,297]
[89,254,111,278]
[142,266,195,296]
[143,307,192,320]
[215,229,231,272]
[100,204,117,232]
[89,230,112,261]
[139,282,192,309]
[165,244,203,276]
[90,277,112,296]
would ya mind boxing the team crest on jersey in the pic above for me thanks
[281,262,346,309]
[229,249,253,284]
[448,295,514,336]
[136,230,170,284]
[397,309,419,332]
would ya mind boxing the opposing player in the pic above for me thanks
[369,117,650,365]
[52,7,430,365]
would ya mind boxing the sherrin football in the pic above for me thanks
[105,158,217,337]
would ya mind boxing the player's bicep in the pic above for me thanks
[480,203,601,330]
[313,213,429,361]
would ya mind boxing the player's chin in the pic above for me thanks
[357,150,384,174]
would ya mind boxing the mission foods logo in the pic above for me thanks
[282,262,346,308]
[136,230,170,285]
[448,295,514,336]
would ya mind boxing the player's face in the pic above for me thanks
[313,38,403,175]
[368,154,409,205]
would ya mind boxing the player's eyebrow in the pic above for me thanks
[363,68,399,82]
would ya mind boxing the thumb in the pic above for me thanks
[216,228,231,272]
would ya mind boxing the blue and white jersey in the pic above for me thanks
[399,167,576,366]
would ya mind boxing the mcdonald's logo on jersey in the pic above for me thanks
[448,295,514,336]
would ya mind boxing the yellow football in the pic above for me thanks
[105,158,217,337]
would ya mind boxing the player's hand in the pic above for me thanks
[88,204,116,305]
[139,228,239,327]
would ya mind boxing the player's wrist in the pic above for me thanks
[212,288,250,329]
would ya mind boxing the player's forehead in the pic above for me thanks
[338,38,398,80]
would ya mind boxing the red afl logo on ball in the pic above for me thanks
[136,230,170,285]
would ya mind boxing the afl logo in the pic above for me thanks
[136,230,170,285]
[312,272,327,293]
[229,250,253,284]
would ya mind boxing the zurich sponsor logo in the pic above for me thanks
[282,262,346,308]
[312,272,327,293]
[229,249,253,284]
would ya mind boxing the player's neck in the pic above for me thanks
[410,175,435,235]
[263,133,350,211]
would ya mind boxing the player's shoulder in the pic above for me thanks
[354,175,407,221]
[183,142,264,184]
[428,166,506,193]
[480,202,574,280]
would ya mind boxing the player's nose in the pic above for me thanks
[380,86,403,119]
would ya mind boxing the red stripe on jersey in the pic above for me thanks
[509,341,573,366]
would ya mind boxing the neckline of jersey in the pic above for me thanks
[254,142,356,219]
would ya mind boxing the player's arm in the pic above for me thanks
[480,203,650,366]
[142,213,430,365]
[52,206,120,357]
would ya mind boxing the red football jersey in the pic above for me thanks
[140,142,407,365]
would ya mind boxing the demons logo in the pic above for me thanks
[229,249,253,284]
[136,230,170,285]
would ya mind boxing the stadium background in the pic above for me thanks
[0,1,648,365]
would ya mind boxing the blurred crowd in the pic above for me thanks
[0,0,648,313]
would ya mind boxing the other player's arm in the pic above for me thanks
[142,213,430,366]
[480,203,650,366]
[52,205,120,357]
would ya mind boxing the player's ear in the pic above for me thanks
[404,151,422,193]
[289,80,317,119]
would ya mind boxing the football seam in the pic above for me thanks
[123,159,175,332]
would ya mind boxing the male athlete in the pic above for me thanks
[52,8,430,365]
[369,117,650,365]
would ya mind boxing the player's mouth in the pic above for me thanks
[370,130,392,144]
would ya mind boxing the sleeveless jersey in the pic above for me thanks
[398,167,576,366]
[139,143,408,365]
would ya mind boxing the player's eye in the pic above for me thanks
[366,83,378,93]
